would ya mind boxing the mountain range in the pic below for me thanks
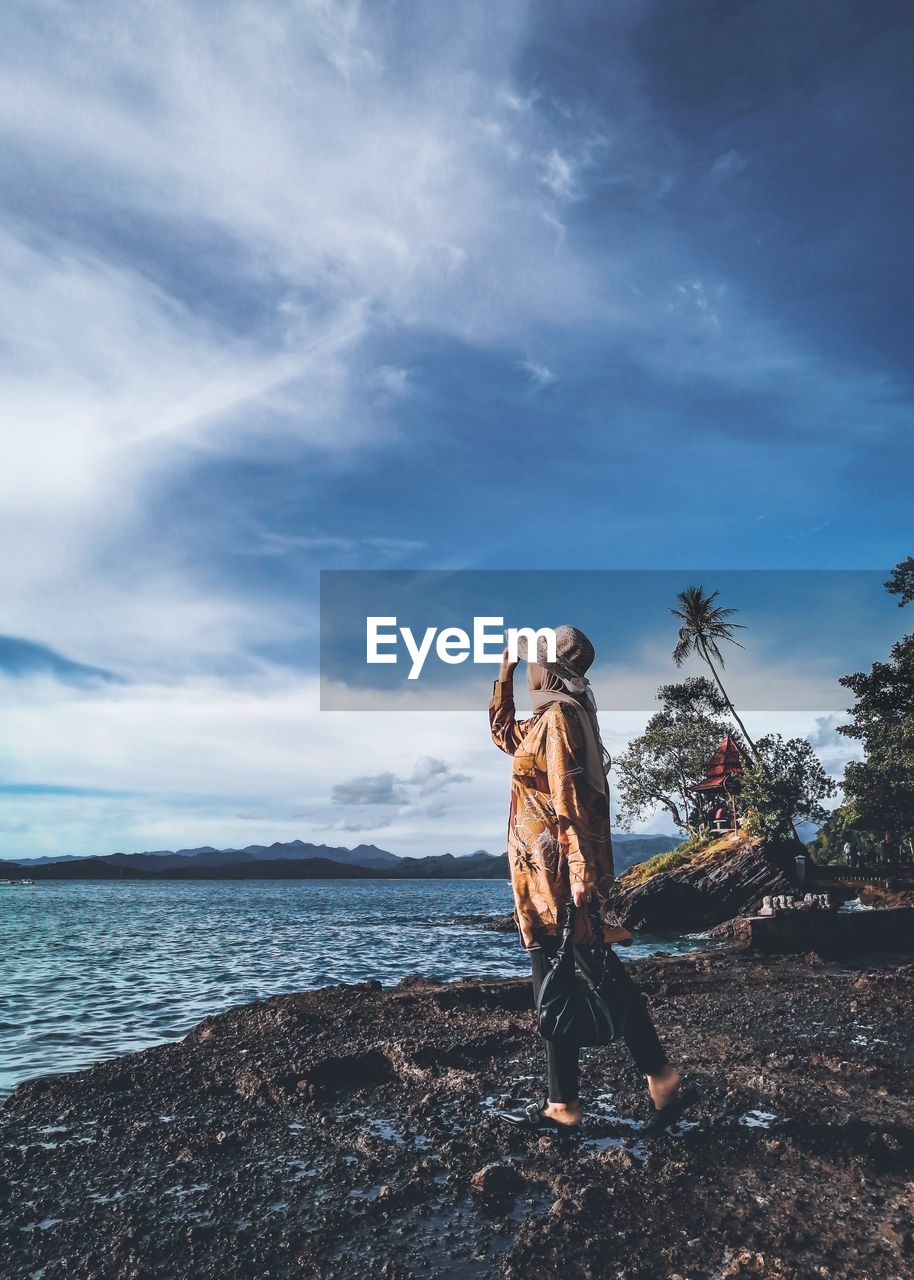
[0,834,680,880]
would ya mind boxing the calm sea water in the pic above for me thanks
[1,880,704,1097]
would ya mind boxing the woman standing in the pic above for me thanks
[489,625,689,1132]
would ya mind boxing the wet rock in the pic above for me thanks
[2,951,912,1279]
[608,836,795,933]
[307,1050,393,1092]
[470,1162,522,1197]
[597,1147,638,1171]
[439,912,516,932]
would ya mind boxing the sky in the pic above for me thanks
[0,0,912,859]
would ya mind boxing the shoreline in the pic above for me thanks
[2,948,913,1278]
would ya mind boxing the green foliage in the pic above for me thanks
[656,676,729,717]
[807,802,875,865]
[838,628,914,839]
[668,584,759,769]
[670,586,745,670]
[623,829,741,885]
[623,832,712,884]
[741,806,765,838]
[613,679,733,835]
[740,734,837,839]
[885,556,914,608]
[625,847,693,884]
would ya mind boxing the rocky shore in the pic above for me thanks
[3,948,913,1280]
[606,833,798,934]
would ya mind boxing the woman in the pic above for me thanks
[489,625,689,1132]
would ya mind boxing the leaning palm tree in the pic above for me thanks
[670,586,760,765]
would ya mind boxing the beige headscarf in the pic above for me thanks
[528,663,610,796]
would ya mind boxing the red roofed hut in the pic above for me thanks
[692,734,746,832]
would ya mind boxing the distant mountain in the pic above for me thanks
[0,840,481,880]
[2,834,681,881]
[14,857,144,880]
[396,851,509,879]
[13,854,88,865]
[0,863,29,879]
[237,841,400,869]
[613,833,680,844]
[13,840,400,871]
[105,849,259,872]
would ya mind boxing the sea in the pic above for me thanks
[0,879,706,1098]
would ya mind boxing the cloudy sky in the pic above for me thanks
[0,1,912,859]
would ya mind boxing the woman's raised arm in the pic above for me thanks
[488,647,531,754]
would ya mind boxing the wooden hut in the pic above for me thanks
[693,734,746,832]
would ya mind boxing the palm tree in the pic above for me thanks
[670,586,760,764]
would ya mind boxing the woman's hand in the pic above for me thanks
[572,882,594,908]
[498,646,519,682]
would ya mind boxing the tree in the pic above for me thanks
[885,556,914,608]
[807,802,875,865]
[670,585,760,764]
[838,630,914,851]
[614,678,733,836]
[740,734,837,839]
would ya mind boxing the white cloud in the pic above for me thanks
[331,771,406,806]
[0,670,498,857]
[252,533,425,563]
[711,149,748,178]
[0,2,903,858]
[541,148,579,200]
[408,756,471,794]
[371,365,411,396]
[0,654,860,860]
[520,359,558,390]
[0,0,608,685]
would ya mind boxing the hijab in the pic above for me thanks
[527,662,610,796]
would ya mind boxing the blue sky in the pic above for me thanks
[0,1,911,858]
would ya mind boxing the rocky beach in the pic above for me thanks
[2,943,913,1280]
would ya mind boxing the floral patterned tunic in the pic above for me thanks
[489,678,632,950]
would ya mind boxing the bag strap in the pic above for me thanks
[558,900,576,948]
[563,899,607,937]
[559,899,610,985]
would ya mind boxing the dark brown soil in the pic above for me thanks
[2,950,913,1280]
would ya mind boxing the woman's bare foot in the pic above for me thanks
[541,1100,583,1127]
[647,1064,681,1111]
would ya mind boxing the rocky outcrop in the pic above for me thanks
[606,833,797,933]
[2,954,913,1279]
[722,906,914,956]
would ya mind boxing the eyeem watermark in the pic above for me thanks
[366,617,556,680]
[321,568,894,711]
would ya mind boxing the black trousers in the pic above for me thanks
[529,939,668,1104]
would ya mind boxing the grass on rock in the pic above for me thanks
[620,829,754,886]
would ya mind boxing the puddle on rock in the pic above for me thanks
[584,1134,650,1161]
[738,1110,779,1129]
[347,1184,383,1201]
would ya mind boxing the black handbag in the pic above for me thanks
[535,902,629,1046]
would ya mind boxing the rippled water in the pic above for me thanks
[1,879,704,1096]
